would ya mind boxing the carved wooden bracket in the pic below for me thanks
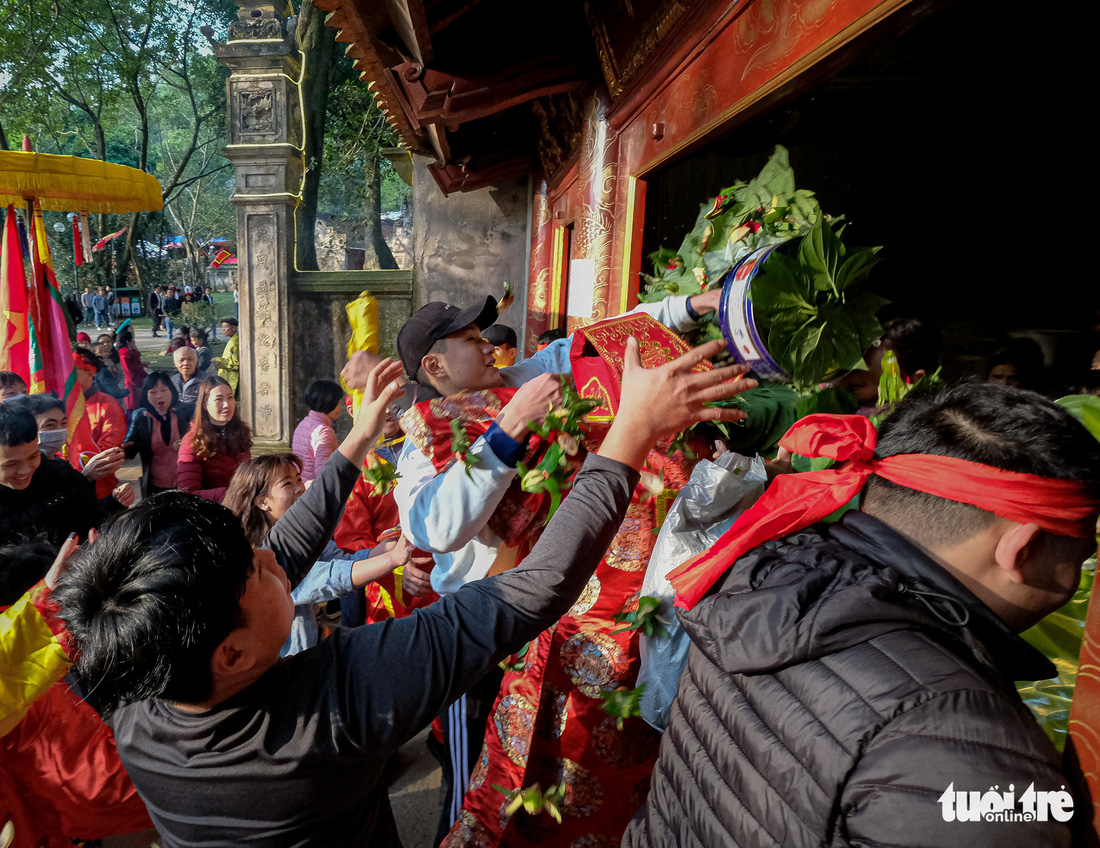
[386,58,587,132]
[427,152,535,196]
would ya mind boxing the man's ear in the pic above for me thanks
[993,522,1043,584]
[210,630,257,679]
[420,353,445,382]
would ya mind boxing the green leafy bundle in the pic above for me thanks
[640,146,888,393]
[751,216,887,392]
[639,146,819,307]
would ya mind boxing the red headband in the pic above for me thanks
[668,414,1100,610]
[72,352,96,374]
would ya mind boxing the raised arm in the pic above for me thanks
[340,338,757,751]
[267,359,406,585]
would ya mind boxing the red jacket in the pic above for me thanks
[176,435,250,503]
[69,390,126,499]
[118,346,148,411]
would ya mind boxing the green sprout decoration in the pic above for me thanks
[516,380,600,523]
[362,452,401,497]
[872,349,942,424]
[501,641,530,673]
[449,417,480,477]
[492,781,566,824]
[612,596,671,639]
[599,683,647,731]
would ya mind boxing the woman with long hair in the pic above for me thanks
[176,375,252,502]
[124,372,183,497]
[223,453,418,655]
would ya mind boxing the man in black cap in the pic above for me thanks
[483,324,519,367]
[392,289,721,839]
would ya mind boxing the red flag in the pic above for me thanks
[92,228,126,252]
[26,204,91,467]
[1,205,31,383]
[210,249,232,268]
[72,216,84,267]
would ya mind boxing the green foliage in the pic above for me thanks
[599,683,646,730]
[449,417,480,477]
[750,216,886,393]
[363,453,401,497]
[492,782,566,824]
[1,0,234,291]
[517,380,600,523]
[612,596,670,639]
[181,300,216,331]
[639,147,887,394]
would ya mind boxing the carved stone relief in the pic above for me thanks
[239,88,275,135]
[228,17,284,40]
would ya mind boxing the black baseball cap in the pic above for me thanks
[482,324,517,348]
[397,296,498,381]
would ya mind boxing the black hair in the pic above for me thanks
[0,371,28,392]
[22,393,65,416]
[117,329,134,347]
[0,538,55,607]
[0,404,39,446]
[483,324,518,348]
[880,317,940,378]
[304,379,344,414]
[537,328,567,347]
[73,346,102,371]
[53,492,255,710]
[221,317,238,327]
[190,328,208,344]
[140,371,179,412]
[863,381,1100,546]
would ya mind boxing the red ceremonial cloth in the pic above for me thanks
[0,680,152,846]
[447,449,694,848]
[400,388,580,547]
[333,469,442,623]
[669,413,1100,610]
[570,311,711,424]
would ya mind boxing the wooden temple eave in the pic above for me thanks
[319,0,603,193]
[314,0,437,157]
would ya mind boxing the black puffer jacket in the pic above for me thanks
[624,511,1071,848]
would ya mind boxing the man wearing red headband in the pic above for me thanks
[626,382,1100,848]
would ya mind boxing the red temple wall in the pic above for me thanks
[525,0,915,353]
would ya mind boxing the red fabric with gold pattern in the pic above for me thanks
[447,450,695,848]
[570,312,712,424]
[400,388,577,547]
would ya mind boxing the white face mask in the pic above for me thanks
[38,428,68,456]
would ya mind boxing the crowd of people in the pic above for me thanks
[2,290,1100,848]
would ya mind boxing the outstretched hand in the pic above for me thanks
[598,338,757,470]
[45,533,81,591]
[339,357,406,467]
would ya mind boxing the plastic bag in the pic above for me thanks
[636,451,768,729]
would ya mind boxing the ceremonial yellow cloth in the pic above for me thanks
[0,585,70,737]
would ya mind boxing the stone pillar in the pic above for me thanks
[209,1,302,450]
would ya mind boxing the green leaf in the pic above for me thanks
[799,217,842,295]
[835,245,882,293]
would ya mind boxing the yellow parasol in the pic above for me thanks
[0,150,163,213]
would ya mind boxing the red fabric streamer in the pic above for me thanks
[72,216,83,267]
[669,414,1100,610]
